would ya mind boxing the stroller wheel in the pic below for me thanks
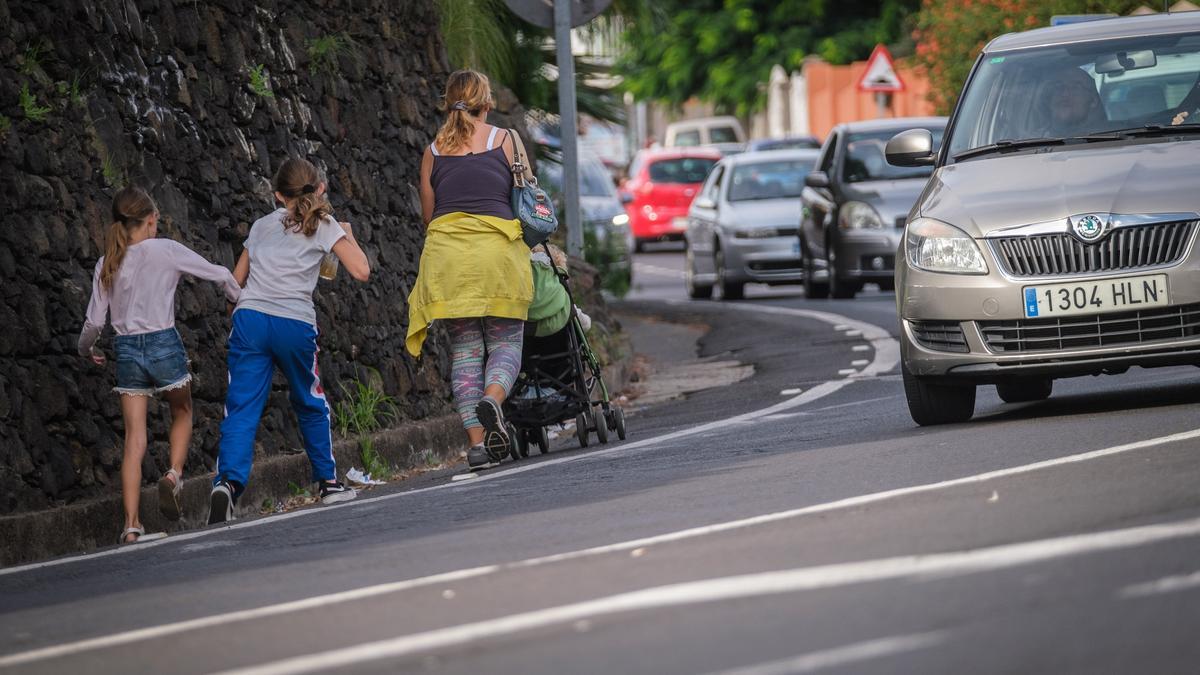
[613,407,627,441]
[537,426,550,455]
[517,430,530,458]
[594,405,609,444]
[576,413,590,448]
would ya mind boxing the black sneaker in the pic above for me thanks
[319,480,357,505]
[207,480,235,525]
[467,444,495,471]
[475,397,510,462]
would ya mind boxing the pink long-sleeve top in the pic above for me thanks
[78,238,242,356]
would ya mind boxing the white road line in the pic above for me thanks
[707,632,947,675]
[6,427,1198,668]
[1118,570,1200,598]
[838,369,858,376]
[217,516,1200,675]
[852,359,869,367]
[852,345,870,352]
[1,302,898,577]
[780,388,803,396]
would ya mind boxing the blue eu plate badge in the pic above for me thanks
[1024,288,1040,317]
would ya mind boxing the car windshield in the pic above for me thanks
[947,31,1200,159]
[753,138,820,151]
[728,159,815,201]
[710,126,740,143]
[844,128,945,182]
[579,160,615,198]
[674,130,701,146]
[648,157,718,183]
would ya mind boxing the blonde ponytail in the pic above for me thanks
[434,70,495,153]
[101,186,157,289]
[273,157,332,237]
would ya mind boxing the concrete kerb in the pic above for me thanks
[0,414,465,568]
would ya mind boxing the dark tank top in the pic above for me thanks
[430,127,514,221]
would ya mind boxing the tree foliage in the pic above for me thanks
[913,0,1147,114]
[614,0,920,117]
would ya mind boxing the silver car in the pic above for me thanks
[799,117,947,299]
[684,149,820,299]
[890,13,1200,425]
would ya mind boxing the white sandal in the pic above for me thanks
[158,468,183,521]
[119,526,145,545]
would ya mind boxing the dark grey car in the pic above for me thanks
[799,117,947,299]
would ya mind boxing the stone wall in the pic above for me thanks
[0,0,473,514]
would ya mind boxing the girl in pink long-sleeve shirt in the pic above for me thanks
[79,186,241,544]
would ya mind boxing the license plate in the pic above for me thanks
[1022,274,1168,319]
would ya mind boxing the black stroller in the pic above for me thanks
[502,247,627,458]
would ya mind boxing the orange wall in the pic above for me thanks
[805,58,935,140]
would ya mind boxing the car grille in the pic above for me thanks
[978,303,1200,353]
[910,320,969,353]
[748,260,801,272]
[989,220,1196,278]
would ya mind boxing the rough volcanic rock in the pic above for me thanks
[0,0,509,513]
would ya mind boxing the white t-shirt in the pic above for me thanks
[236,208,345,325]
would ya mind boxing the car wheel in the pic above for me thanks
[902,361,976,426]
[685,245,713,300]
[996,378,1053,403]
[827,246,857,300]
[802,237,829,299]
[634,238,647,253]
[716,247,744,301]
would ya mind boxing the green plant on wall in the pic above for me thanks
[0,115,10,138]
[19,84,51,123]
[583,227,632,298]
[101,154,126,188]
[333,377,397,438]
[19,41,47,76]
[247,63,275,98]
[56,71,88,107]
[307,33,360,76]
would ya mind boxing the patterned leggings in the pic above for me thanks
[446,317,524,429]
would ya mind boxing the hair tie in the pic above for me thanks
[452,100,469,112]
[301,184,315,195]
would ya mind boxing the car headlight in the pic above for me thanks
[612,213,629,227]
[905,218,988,274]
[839,201,884,230]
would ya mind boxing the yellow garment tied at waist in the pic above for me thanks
[406,212,533,357]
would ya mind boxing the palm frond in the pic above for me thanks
[435,0,516,82]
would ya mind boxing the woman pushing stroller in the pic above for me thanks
[407,69,533,470]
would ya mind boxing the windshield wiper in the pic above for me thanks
[1100,124,1200,138]
[954,137,1066,160]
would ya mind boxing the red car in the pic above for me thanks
[621,148,721,251]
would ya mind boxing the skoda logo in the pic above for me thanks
[1072,214,1108,242]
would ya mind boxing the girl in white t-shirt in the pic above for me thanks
[208,157,370,524]
[79,186,241,544]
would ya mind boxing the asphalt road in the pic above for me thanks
[2,245,1198,674]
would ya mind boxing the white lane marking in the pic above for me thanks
[708,632,946,675]
[5,427,1197,667]
[0,567,497,670]
[852,345,870,352]
[761,394,902,420]
[633,262,686,279]
[1118,570,1200,598]
[833,324,850,330]
[838,369,858,376]
[852,359,869,367]
[218,516,1200,675]
[780,388,803,396]
[0,302,897,577]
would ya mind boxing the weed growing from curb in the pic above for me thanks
[248,63,274,98]
[334,379,397,438]
[19,84,51,123]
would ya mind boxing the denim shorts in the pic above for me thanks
[113,328,191,396]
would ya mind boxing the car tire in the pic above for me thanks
[685,245,713,300]
[996,378,1053,403]
[716,247,744,301]
[634,238,647,253]
[827,247,857,300]
[802,238,829,299]
[902,361,976,426]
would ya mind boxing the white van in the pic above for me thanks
[664,116,746,151]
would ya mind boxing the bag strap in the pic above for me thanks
[508,128,535,188]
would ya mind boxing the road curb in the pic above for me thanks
[0,414,465,568]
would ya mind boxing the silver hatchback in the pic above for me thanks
[890,13,1200,425]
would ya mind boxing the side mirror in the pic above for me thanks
[885,129,936,167]
[693,196,717,210]
[804,171,831,189]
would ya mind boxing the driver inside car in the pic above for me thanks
[1033,65,1107,137]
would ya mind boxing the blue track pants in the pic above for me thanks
[216,309,336,494]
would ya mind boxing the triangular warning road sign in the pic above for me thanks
[858,44,905,93]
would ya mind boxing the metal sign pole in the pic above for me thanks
[555,0,583,259]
